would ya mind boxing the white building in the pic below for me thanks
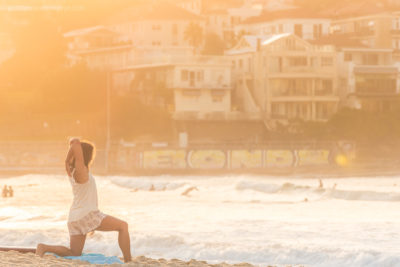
[338,47,400,112]
[243,0,295,11]
[236,9,331,40]
[175,0,202,15]
[226,33,339,126]
[64,26,135,70]
[105,2,205,51]
[312,34,400,112]
[331,10,400,50]
[112,55,234,120]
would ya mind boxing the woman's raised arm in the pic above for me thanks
[66,138,89,183]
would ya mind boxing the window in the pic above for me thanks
[271,103,286,119]
[393,18,400,30]
[182,89,201,97]
[172,24,178,35]
[344,53,352,62]
[294,24,303,38]
[321,57,333,66]
[311,57,318,67]
[313,24,323,39]
[315,79,333,96]
[211,91,225,103]
[181,70,188,81]
[288,57,307,67]
[355,74,396,94]
[239,59,243,68]
[152,41,161,46]
[197,71,204,82]
[152,25,161,31]
[362,54,378,65]
[189,71,195,87]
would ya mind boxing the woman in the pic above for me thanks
[36,138,132,262]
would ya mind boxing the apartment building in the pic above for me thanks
[105,2,205,51]
[331,10,400,50]
[338,48,400,112]
[176,0,202,15]
[312,33,400,112]
[236,9,331,40]
[243,0,295,11]
[226,33,339,126]
[204,9,236,46]
[112,56,233,120]
[64,26,135,70]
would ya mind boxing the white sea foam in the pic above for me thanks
[110,176,186,191]
[235,180,400,202]
[1,174,400,266]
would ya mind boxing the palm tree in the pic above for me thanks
[184,22,204,54]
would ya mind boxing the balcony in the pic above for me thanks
[391,29,400,35]
[355,87,397,96]
[354,27,375,36]
[173,111,262,121]
[131,55,231,67]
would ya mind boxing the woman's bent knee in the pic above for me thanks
[120,220,128,231]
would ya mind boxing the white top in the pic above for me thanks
[68,172,99,222]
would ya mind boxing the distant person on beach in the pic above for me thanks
[36,138,132,262]
[8,186,13,197]
[2,185,8,198]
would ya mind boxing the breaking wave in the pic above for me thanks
[236,181,400,202]
[110,177,186,191]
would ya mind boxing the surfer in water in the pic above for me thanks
[36,138,132,262]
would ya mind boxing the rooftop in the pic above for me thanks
[242,8,330,24]
[225,33,292,55]
[63,25,117,38]
[311,34,367,49]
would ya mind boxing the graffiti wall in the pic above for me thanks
[0,141,353,173]
[265,150,294,168]
[143,150,186,169]
[230,150,262,169]
[188,150,226,169]
[133,148,335,170]
[297,150,331,166]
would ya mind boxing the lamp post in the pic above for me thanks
[105,71,111,174]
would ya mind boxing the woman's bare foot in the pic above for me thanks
[35,243,46,257]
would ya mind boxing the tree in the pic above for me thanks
[184,23,204,54]
[202,33,225,55]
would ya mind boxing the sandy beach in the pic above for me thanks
[0,251,258,267]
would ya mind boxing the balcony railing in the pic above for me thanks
[131,55,231,67]
[356,87,397,95]
[391,29,400,35]
[354,27,375,36]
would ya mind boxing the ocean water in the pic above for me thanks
[0,174,400,267]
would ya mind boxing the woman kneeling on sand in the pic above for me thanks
[36,138,132,262]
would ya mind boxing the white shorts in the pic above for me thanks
[68,210,107,236]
